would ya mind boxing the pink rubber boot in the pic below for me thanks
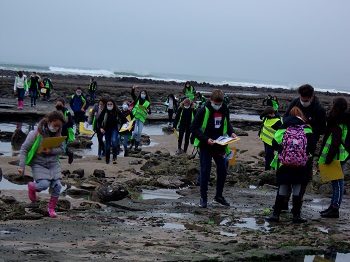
[48,196,59,218]
[28,182,37,202]
[19,100,24,110]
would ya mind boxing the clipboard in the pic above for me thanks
[319,160,344,183]
[39,136,67,149]
[214,136,240,146]
[120,120,135,133]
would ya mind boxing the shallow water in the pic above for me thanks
[233,217,270,232]
[162,222,186,230]
[304,253,350,262]
[230,113,260,122]
[140,189,181,200]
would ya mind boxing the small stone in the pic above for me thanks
[93,169,106,178]
[72,169,84,178]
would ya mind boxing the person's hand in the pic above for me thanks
[81,108,85,112]
[231,133,237,138]
[100,128,105,134]
[18,168,24,176]
[207,138,215,145]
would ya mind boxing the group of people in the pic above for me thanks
[259,84,350,222]
[16,78,350,223]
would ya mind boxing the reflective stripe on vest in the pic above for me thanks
[193,107,229,153]
[259,118,280,146]
[319,124,349,164]
[25,134,42,166]
[185,86,195,101]
[132,100,150,123]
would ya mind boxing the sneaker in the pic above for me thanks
[199,198,207,208]
[98,156,102,160]
[292,215,307,223]
[113,159,117,164]
[320,205,332,215]
[214,196,230,206]
[265,214,280,223]
[321,207,339,218]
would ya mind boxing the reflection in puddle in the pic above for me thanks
[233,217,270,232]
[162,222,186,230]
[149,212,194,219]
[220,231,237,237]
[230,114,260,122]
[304,253,350,262]
[141,189,181,200]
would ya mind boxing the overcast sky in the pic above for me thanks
[0,0,349,89]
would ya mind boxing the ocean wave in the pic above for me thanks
[49,66,115,77]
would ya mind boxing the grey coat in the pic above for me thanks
[19,119,64,181]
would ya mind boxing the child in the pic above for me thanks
[13,71,27,110]
[18,111,66,218]
[165,94,178,126]
[191,89,236,208]
[259,106,282,170]
[174,98,195,154]
[89,98,107,160]
[119,101,133,157]
[69,87,87,135]
[99,99,126,164]
[319,97,350,218]
[267,107,315,223]
[130,86,151,151]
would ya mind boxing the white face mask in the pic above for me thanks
[184,105,190,109]
[107,105,114,111]
[211,102,222,111]
[140,94,146,99]
[48,124,59,133]
[76,91,82,96]
[300,99,311,107]
[122,104,128,111]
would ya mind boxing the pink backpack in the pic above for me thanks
[279,125,308,167]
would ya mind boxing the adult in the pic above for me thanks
[28,72,40,107]
[165,94,178,126]
[69,87,87,135]
[88,77,98,104]
[13,71,27,110]
[183,81,196,101]
[191,89,236,208]
[130,86,151,151]
[42,76,53,101]
[89,98,107,160]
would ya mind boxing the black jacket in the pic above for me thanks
[285,96,326,142]
[191,101,233,154]
[174,105,195,129]
[99,108,126,132]
[60,107,73,136]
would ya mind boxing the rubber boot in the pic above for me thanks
[28,182,37,202]
[66,148,74,164]
[124,146,129,157]
[320,205,332,215]
[292,196,307,223]
[321,205,339,218]
[48,196,59,218]
[17,100,21,110]
[266,195,284,222]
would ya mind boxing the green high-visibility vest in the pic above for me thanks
[44,80,51,90]
[193,107,229,154]
[177,108,194,129]
[318,124,349,164]
[271,100,279,111]
[132,100,150,123]
[259,117,281,146]
[25,134,42,166]
[63,109,75,142]
[270,125,312,169]
[185,86,195,101]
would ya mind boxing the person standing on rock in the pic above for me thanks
[174,98,196,154]
[318,98,350,219]
[165,94,178,127]
[99,99,126,164]
[28,72,40,107]
[183,81,196,101]
[258,107,282,170]
[18,111,66,218]
[191,89,236,208]
[89,97,107,160]
[130,86,151,151]
[70,87,87,135]
[13,71,27,110]
[55,98,75,164]
[88,77,97,104]
[266,107,316,223]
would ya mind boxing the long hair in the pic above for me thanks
[289,106,308,123]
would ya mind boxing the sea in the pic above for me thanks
[1,63,349,94]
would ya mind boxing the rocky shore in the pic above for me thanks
[1,69,350,261]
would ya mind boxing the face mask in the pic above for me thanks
[184,105,190,109]
[48,124,59,133]
[140,94,146,99]
[107,105,113,111]
[55,105,63,111]
[211,102,222,111]
[122,104,128,111]
[98,105,103,111]
[300,99,311,107]
[76,91,82,96]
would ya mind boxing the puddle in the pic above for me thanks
[219,218,231,226]
[249,185,257,189]
[162,222,186,230]
[220,231,237,237]
[141,189,181,200]
[230,113,261,122]
[233,217,270,232]
[304,253,350,261]
[148,212,194,219]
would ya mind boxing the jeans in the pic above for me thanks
[331,179,344,208]
[17,88,25,101]
[35,179,62,197]
[30,89,37,106]
[264,143,274,171]
[105,128,119,162]
[178,126,191,152]
[132,119,144,142]
[121,133,129,149]
[199,147,227,200]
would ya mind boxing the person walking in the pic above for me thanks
[13,71,27,110]
[18,111,66,218]
[318,97,350,218]
[70,87,87,135]
[165,94,178,127]
[88,77,97,104]
[119,101,133,157]
[42,76,53,101]
[183,81,196,101]
[89,98,107,160]
[266,107,316,223]
[191,89,236,208]
[28,72,40,107]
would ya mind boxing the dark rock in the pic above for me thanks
[66,188,91,196]
[61,170,71,176]
[4,173,33,185]
[68,137,93,149]
[72,169,84,178]
[95,183,129,203]
[11,128,26,149]
[141,134,151,146]
[57,199,71,211]
[77,202,102,210]
[80,183,99,190]
[257,170,276,186]
[93,169,105,178]
[0,196,18,204]
[0,131,13,142]
[129,159,143,165]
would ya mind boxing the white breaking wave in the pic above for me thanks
[49,66,115,77]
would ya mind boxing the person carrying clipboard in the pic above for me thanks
[18,111,66,218]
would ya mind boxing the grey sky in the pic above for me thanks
[0,0,349,89]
